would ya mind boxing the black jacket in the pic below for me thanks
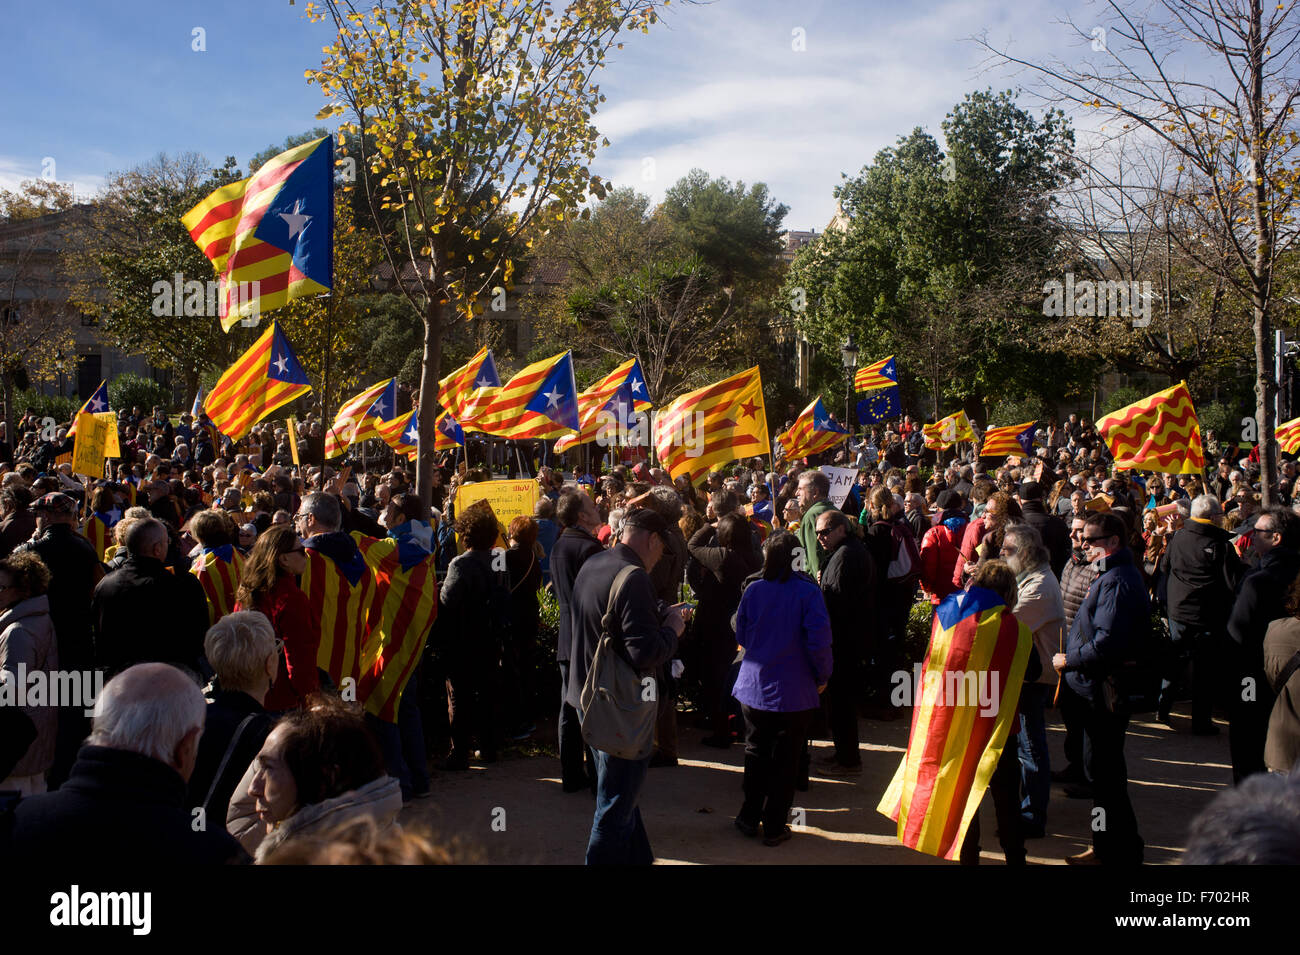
[820,535,876,646]
[14,523,101,670]
[6,745,246,864]
[549,526,603,662]
[1020,500,1071,578]
[564,544,678,710]
[1163,520,1244,629]
[187,691,274,825]
[1228,546,1300,672]
[686,525,762,646]
[92,555,210,675]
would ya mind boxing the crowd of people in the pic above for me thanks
[0,398,1298,866]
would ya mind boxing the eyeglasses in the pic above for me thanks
[1256,525,1279,536]
[815,527,834,537]
[1082,535,1111,544]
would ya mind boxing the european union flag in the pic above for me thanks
[857,386,900,425]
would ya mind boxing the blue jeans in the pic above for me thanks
[1016,682,1051,829]
[587,747,654,865]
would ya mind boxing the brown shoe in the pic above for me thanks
[1066,848,1100,866]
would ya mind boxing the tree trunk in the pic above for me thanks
[2,371,13,461]
[1249,0,1278,506]
[416,298,444,505]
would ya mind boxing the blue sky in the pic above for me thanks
[2,0,1103,229]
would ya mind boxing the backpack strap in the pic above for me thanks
[601,564,642,642]
[202,712,260,813]
[1272,649,1300,697]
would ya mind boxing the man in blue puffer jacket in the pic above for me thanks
[1053,511,1148,865]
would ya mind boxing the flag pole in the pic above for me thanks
[320,292,333,469]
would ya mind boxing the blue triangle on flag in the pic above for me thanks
[254,137,334,289]
[267,325,310,386]
[523,353,578,430]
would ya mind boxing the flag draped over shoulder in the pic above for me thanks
[191,546,246,628]
[922,411,975,450]
[325,379,393,459]
[82,511,118,562]
[1096,381,1204,474]
[182,136,333,330]
[877,587,1033,860]
[378,409,419,457]
[776,396,846,460]
[303,535,378,690]
[854,355,897,392]
[355,534,439,723]
[438,347,500,419]
[473,350,580,440]
[68,380,109,437]
[1278,415,1300,455]
[204,323,311,441]
[979,421,1037,459]
[654,366,770,482]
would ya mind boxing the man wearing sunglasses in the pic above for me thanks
[1052,511,1147,865]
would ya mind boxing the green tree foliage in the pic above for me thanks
[107,372,171,417]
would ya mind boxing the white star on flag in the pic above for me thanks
[279,199,311,240]
[476,376,491,389]
[405,425,419,444]
[89,396,106,411]
[272,354,289,376]
[544,387,561,409]
[630,378,643,394]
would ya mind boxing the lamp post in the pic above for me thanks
[840,335,859,433]
[55,350,66,398]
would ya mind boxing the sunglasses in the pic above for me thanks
[815,527,835,537]
[1082,535,1111,544]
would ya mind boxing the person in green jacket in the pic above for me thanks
[796,470,836,579]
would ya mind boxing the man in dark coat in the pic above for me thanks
[549,490,604,791]
[1053,511,1148,865]
[6,663,246,865]
[566,509,684,865]
[1227,506,1300,783]
[814,508,875,774]
[1017,481,1071,577]
[1160,494,1244,732]
[91,517,209,677]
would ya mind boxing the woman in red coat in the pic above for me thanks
[235,524,319,712]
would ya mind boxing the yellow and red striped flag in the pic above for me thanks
[776,395,848,461]
[854,355,897,392]
[653,366,770,483]
[438,347,500,419]
[182,136,333,331]
[377,409,420,457]
[922,410,975,450]
[356,534,439,722]
[1277,416,1300,455]
[553,358,652,453]
[473,350,580,440]
[1096,381,1204,474]
[325,379,393,460]
[302,534,378,690]
[979,421,1037,459]
[191,546,246,628]
[347,378,398,446]
[204,323,312,441]
[878,586,1033,860]
[82,510,118,562]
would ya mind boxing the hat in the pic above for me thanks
[622,507,669,538]
[936,489,961,511]
[1018,481,1043,501]
[32,492,77,515]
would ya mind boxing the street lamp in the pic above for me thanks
[55,350,66,398]
[840,335,859,431]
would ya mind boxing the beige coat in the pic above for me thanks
[0,595,59,777]
[1014,566,1066,686]
[253,775,404,863]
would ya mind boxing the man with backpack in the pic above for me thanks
[1052,511,1149,865]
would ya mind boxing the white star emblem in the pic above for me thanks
[272,353,289,375]
[279,199,311,240]
[373,397,388,417]
[476,376,491,389]
[89,395,106,412]
[630,378,643,394]
[814,417,829,430]
[405,425,419,444]
[544,387,561,409]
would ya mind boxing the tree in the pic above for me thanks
[305,0,679,501]
[981,0,1300,502]
[0,179,82,444]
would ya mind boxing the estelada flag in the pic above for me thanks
[922,410,975,450]
[204,322,311,440]
[654,366,770,483]
[1096,381,1204,474]
[854,355,897,392]
[191,545,246,628]
[349,378,399,446]
[473,350,580,440]
[356,534,438,723]
[68,380,109,437]
[438,347,500,419]
[1277,415,1300,455]
[377,409,419,457]
[878,586,1034,860]
[325,378,393,459]
[82,510,119,562]
[777,395,847,461]
[554,379,639,453]
[979,421,1037,459]
[182,136,333,330]
[303,533,378,689]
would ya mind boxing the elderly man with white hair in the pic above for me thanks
[6,662,246,864]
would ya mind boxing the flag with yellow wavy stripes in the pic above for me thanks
[654,367,770,482]
[355,534,439,723]
[1096,381,1204,474]
[922,411,975,450]
[1277,415,1300,455]
[878,586,1033,860]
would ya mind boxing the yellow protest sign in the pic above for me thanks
[71,411,115,478]
[453,479,539,533]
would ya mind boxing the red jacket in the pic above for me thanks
[919,514,968,605]
[953,518,990,589]
[238,573,320,712]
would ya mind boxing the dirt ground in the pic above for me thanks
[401,699,1231,865]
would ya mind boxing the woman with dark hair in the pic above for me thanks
[245,695,402,862]
[689,511,763,748]
[234,523,319,712]
[504,514,543,738]
[730,530,832,846]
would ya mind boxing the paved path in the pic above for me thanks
[402,703,1232,864]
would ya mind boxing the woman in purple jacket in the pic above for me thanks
[731,530,834,846]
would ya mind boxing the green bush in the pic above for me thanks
[11,389,79,424]
[986,396,1047,428]
[1196,400,1237,442]
[904,597,933,667]
[108,373,172,416]
[1100,385,1145,417]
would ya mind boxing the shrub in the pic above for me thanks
[11,389,79,425]
[108,373,172,416]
